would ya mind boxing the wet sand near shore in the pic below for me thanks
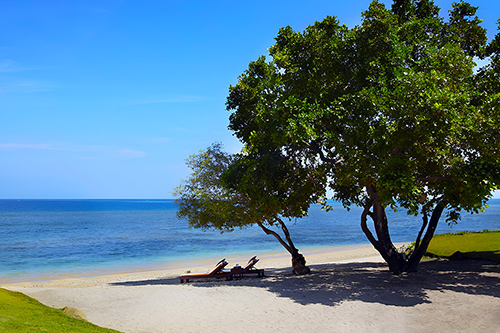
[0,244,382,287]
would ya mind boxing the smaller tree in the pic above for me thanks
[174,143,326,275]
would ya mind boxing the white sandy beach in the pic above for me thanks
[3,245,500,333]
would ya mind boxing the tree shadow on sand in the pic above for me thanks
[110,259,500,308]
[250,259,500,307]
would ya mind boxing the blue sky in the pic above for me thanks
[1,0,499,199]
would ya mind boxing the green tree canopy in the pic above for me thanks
[226,0,500,274]
[174,143,327,274]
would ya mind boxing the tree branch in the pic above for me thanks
[414,208,428,250]
[405,200,447,272]
[277,218,296,251]
[309,141,344,168]
[256,220,293,254]
[360,202,379,250]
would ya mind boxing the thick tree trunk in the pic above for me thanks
[291,249,311,275]
[362,185,447,274]
[361,200,406,275]
[362,185,406,275]
[404,202,445,272]
[256,220,310,275]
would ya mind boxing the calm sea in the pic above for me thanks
[1,199,499,282]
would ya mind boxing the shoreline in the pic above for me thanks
[0,243,385,287]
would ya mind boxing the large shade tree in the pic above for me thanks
[226,0,500,274]
[173,143,327,275]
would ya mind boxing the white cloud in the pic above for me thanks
[0,60,55,93]
[0,60,29,73]
[1,142,148,160]
[0,143,61,150]
[0,143,107,152]
[0,78,56,93]
[0,59,50,73]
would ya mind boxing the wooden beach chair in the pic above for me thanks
[242,256,265,277]
[225,256,265,279]
[180,258,232,283]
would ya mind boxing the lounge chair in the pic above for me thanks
[242,256,264,276]
[226,256,265,278]
[180,258,233,283]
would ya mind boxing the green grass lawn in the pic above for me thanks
[0,288,120,332]
[426,230,500,263]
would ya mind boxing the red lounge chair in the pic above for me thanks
[226,256,265,278]
[180,259,233,283]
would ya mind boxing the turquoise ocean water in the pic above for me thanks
[1,199,499,282]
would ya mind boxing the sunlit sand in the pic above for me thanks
[3,244,499,333]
